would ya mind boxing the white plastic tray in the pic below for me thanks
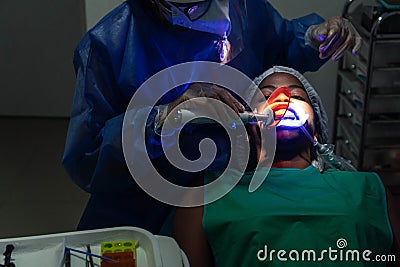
[0,227,189,267]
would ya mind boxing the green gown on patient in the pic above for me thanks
[202,166,393,266]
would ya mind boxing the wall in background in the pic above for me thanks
[0,0,86,117]
[85,0,123,29]
[0,0,122,117]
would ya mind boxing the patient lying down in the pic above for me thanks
[172,66,399,267]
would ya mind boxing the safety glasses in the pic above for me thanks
[162,0,212,21]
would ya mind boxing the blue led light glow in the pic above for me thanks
[275,102,309,128]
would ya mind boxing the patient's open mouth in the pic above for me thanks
[280,109,299,120]
[276,104,309,128]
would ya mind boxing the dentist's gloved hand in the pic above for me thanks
[154,82,245,135]
[168,82,245,114]
[307,16,363,61]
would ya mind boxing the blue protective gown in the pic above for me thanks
[62,0,326,233]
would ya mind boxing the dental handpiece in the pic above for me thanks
[172,108,275,127]
[299,125,357,172]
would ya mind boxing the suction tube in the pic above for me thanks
[299,125,357,172]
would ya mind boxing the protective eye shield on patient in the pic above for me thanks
[262,86,310,129]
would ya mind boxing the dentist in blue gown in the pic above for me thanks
[62,0,361,233]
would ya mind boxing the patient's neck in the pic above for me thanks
[272,150,311,169]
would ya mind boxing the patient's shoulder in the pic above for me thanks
[323,169,385,196]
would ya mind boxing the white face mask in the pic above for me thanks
[156,0,231,36]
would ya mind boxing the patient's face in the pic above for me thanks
[257,73,316,141]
